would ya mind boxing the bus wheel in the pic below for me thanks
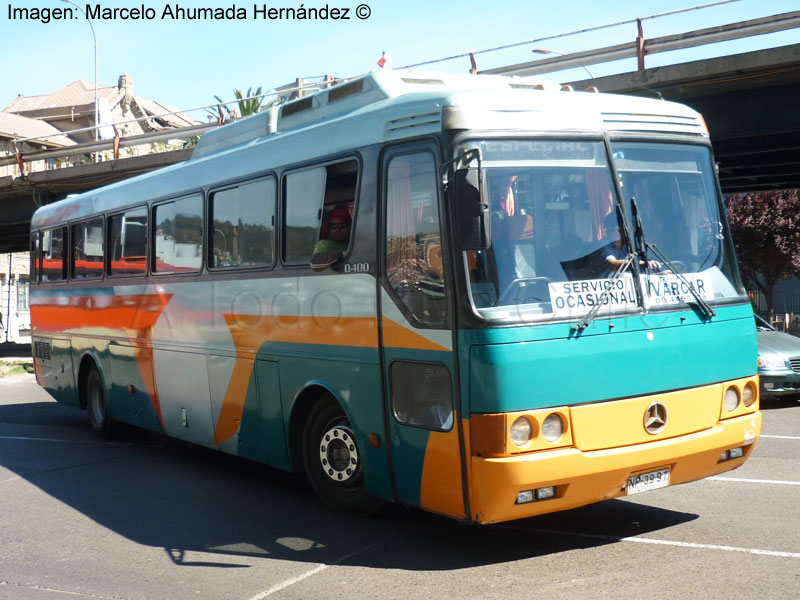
[302,397,380,514]
[86,367,112,436]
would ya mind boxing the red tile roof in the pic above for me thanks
[0,113,76,147]
[3,80,199,127]
[3,81,115,113]
[135,97,199,127]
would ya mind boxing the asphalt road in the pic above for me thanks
[1,372,798,600]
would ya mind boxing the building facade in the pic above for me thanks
[0,252,31,342]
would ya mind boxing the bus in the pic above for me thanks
[29,71,760,524]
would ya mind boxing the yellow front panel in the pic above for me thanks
[569,383,723,451]
[469,410,761,524]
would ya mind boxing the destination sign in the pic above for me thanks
[549,275,637,318]
[548,272,715,318]
[640,272,714,308]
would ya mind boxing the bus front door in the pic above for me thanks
[380,146,467,519]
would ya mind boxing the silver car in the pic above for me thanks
[756,315,800,398]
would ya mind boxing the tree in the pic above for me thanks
[726,190,800,315]
[213,87,276,119]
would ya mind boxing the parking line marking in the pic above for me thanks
[707,476,800,486]
[532,528,800,559]
[618,536,800,558]
[0,580,120,598]
[248,534,396,600]
[760,434,800,440]
[248,564,329,599]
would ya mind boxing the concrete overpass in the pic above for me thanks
[0,149,191,253]
[566,43,800,194]
[1,43,799,252]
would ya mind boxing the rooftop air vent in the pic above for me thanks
[401,78,445,85]
[328,79,364,103]
[509,83,545,90]
[281,96,314,117]
[601,111,704,134]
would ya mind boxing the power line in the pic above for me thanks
[396,0,743,70]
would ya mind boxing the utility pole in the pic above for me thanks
[5,253,11,343]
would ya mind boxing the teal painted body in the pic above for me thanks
[106,341,165,433]
[254,341,392,501]
[462,304,756,414]
[42,337,78,407]
[381,347,456,507]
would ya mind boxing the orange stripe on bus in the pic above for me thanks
[31,294,172,331]
[31,293,172,427]
[214,314,380,446]
[419,414,466,519]
[215,314,448,445]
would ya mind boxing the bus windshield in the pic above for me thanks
[463,139,744,322]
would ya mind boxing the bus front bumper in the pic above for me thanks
[469,411,761,524]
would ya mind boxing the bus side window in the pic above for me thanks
[283,167,326,266]
[153,195,203,274]
[385,152,447,325]
[109,207,148,276]
[30,232,39,284]
[71,218,105,280]
[41,227,67,282]
[283,158,359,268]
[391,361,453,431]
[210,178,276,269]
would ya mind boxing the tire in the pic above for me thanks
[86,366,113,436]
[302,396,381,514]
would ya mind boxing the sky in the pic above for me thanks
[1,0,798,118]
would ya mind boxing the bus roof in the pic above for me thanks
[31,70,706,230]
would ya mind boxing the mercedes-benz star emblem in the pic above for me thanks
[644,402,668,434]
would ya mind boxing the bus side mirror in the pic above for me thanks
[454,168,490,250]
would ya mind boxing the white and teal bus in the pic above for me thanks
[30,71,760,523]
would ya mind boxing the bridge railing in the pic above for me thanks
[480,10,800,77]
[4,8,799,177]
[0,77,340,178]
[0,122,215,178]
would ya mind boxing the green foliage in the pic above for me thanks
[214,87,277,118]
[0,362,34,378]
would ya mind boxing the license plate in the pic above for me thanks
[627,468,670,495]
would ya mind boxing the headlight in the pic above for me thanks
[542,413,564,442]
[509,417,533,446]
[724,387,740,412]
[757,354,787,369]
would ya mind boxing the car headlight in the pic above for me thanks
[757,354,787,369]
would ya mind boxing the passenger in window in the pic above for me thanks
[311,204,351,271]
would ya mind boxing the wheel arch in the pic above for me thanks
[76,351,103,410]
[288,381,348,473]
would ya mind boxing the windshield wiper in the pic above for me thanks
[630,197,715,320]
[630,197,651,276]
[645,242,716,320]
[574,252,636,333]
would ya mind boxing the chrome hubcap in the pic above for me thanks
[318,425,359,482]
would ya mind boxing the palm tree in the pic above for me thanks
[214,87,277,119]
